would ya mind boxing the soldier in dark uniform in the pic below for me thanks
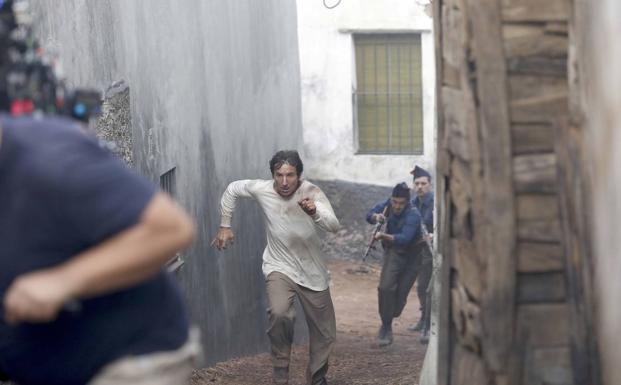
[366,183,423,347]
[407,166,434,344]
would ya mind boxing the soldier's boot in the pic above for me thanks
[377,324,393,347]
[273,366,289,385]
[408,318,424,332]
[420,330,429,345]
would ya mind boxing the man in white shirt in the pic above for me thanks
[211,150,340,385]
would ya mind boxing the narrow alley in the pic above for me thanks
[192,259,427,385]
[1,0,617,384]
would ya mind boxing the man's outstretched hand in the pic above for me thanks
[211,227,235,250]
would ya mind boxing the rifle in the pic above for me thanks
[420,221,433,253]
[362,206,388,262]
[417,208,434,340]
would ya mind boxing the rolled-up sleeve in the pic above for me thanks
[366,199,389,224]
[310,189,340,233]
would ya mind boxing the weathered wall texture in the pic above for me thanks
[31,0,304,365]
[296,0,436,186]
[430,0,599,384]
[580,1,621,384]
[94,81,133,165]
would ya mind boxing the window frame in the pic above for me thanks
[352,32,425,156]
[160,166,185,274]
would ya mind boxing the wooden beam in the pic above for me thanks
[501,0,570,22]
[517,272,566,303]
[442,87,473,162]
[516,194,563,242]
[451,284,483,353]
[517,303,571,347]
[452,345,491,385]
[517,242,564,273]
[507,57,567,77]
[508,75,569,124]
[465,0,516,374]
[510,93,569,124]
[508,74,568,102]
[523,347,574,385]
[503,24,568,59]
[434,2,451,385]
[513,153,558,194]
[511,123,555,155]
[452,239,484,300]
[545,22,569,35]
[443,62,461,89]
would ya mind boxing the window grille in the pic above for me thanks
[353,34,424,155]
[160,167,177,197]
[160,167,184,273]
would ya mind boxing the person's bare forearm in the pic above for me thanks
[3,194,195,325]
[57,193,195,299]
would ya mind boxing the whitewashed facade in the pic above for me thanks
[297,0,435,186]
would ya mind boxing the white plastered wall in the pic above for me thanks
[297,0,435,186]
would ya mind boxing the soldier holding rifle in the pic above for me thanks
[365,182,422,347]
[408,166,435,344]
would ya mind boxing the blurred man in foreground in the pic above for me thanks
[0,2,200,384]
[0,118,199,385]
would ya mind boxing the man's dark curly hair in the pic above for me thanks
[269,150,304,177]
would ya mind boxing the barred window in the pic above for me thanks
[160,167,184,273]
[160,167,177,197]
[354,34,424,155]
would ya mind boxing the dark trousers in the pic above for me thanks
[416,246,433,326]
[378,244,425,326]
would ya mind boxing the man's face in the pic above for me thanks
[390,197,408,215]
[273,163,300,197]
[413,176,431,198]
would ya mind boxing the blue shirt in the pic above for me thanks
[412,192,434,233]
[366,199,422,248]
[0,116,189,385]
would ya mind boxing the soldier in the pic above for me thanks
[366,182,423,347]
[407,166,434,344]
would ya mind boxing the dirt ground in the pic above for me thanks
[191,259,427,385]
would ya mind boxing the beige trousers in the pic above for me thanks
[88,327,203,385]
[266,272,336,385]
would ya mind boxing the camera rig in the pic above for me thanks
[0,0,101,122]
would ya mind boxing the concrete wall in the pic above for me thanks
[31,0,304,365]
[588,1,621,383]
[296,0,435,186]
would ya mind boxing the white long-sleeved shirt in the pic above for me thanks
[219,179,340,291]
